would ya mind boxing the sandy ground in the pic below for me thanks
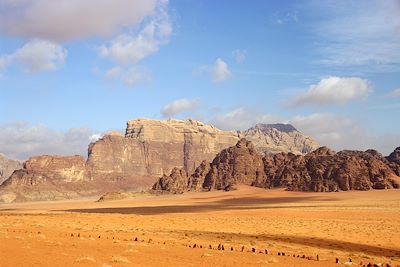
[0,186,399,267]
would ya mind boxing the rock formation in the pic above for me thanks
[86,118,239,180]
[2,118,384,202]
[263,147,399,191]
[386,147,400,175]
[0,154,22,185]
[153,140,400,193]
[203,139,267,190]
[238,123,320,155]
[0,118,238,202]
[152,167,189,194]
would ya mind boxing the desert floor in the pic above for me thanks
[0,186,399,267]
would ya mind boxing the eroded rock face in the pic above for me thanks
[4,155,87,186]
[152,161,211,194]
[0,154,22,185]
[239,123,320,155]
[386,147,400,175]
[187,160,211,191]
[153,140,400,193]
[87,119,239,180]
[262,147,399,191]
[152,167,189,194]
[203,139,267,190]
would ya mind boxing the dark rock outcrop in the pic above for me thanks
[152,140,400,193]
[263,147,399,191]
[152,167,189,194]
[386,147,400,175]
[203,138,267,190]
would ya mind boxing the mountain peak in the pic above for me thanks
[253,123,297,133]
[239,123,320,155]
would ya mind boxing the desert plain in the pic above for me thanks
[0,186,399,267]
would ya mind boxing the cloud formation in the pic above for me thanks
[161,98,199,117]
[99,1,171,65]
[288,76,372,107]
[290,113,400,155]
[0,0,159,42]
[103,66,151,86]
[0,39,66,73]
[0,122,103,160]
[212,58,232,83]
[193,58,232,83]
[211,108,282,131]
[97,0,171,86]
[311,0,400,71]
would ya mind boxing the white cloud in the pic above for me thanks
[0,39,66,73]
[161,98,199,117]
[0,122,104,160]
[0,0,160,42]
[290,113,400,155]
[103,66,151,87]
[212,58,232,83]
[193,58,232,83]
[232,49,246,63]
[390,88,400,98]
[310,0,400,71]
[211,108,282,131]
[288,76,372,107]
[99,1,171,65]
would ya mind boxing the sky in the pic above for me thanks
[0,0,400,160]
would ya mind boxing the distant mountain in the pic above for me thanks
[238,123,320,155]
[0,154,22,185]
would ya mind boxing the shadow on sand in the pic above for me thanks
[62,195,337,215]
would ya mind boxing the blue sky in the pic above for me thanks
[0,0,399,159]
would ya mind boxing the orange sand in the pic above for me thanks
[1,186,399,267]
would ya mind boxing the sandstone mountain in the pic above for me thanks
[0,118,321,203]
[0,154,22,185]
[0,119,237,202]
[86,118,238,180]
[152,139,400,193]
[238,123,320,155]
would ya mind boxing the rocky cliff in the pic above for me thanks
[0,154,22,185]
[0,118,336,203]
[152,140,400,193]
[203,139,267,190]
[239,123,320,155]
[263,147,399,191]
[0,119,239,202]
[87,118,239,179]
[386,147,400,175]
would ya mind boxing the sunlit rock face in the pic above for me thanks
[0,154,22,185]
